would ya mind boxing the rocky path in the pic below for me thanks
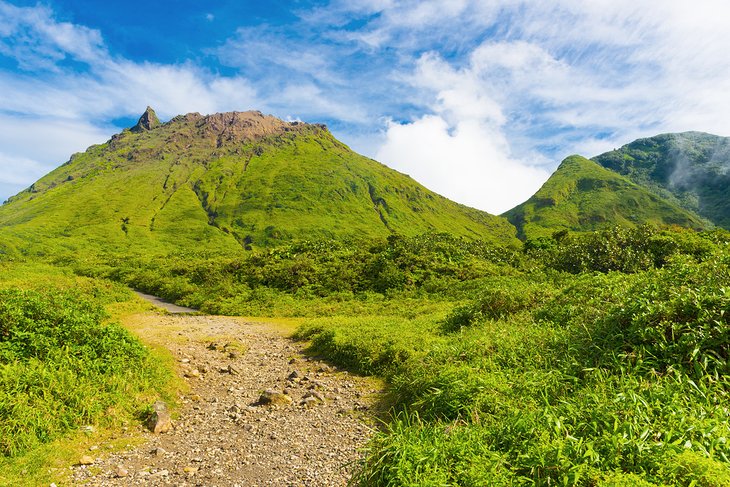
[71,314,380,486]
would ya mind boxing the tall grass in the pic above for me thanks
[0,270,173,458]
[295,236,730,485]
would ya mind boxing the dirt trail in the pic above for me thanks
[71,313,380,486]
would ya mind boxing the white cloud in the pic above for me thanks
[0,1,105,70]
[368,0,730,214]
[377,116,549,214]
[0,114,113,198]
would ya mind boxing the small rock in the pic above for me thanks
[78,455,95,465]
[184,368,200,378]
[151,469,169,477]
[153,446,167,457]
[180,358,190,363]
[183,466,199,475]
[115,466,129,478]
[306,390,326,402]
[227,364,238,375]
[300,396,319,408]
[89,445,99,451]
[287,371,300,380]
[228,351,239,359]
[146,401,172,434]
[257,390,293,406]
[288,358,297,364]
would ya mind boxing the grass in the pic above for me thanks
[0,117,518,259]
[4,110,730,485]
[2,223,730,484]
[291,240,730,485]
[0,261,177,486]
[504,155,707,241]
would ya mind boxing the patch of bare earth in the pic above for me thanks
[71,314,380,486]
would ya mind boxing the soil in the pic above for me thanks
[70,310,380,486]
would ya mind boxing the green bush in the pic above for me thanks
[0,288,170,456]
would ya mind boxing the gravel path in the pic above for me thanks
[71,314,379,486]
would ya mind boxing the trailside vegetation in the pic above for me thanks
[2,225,730,485]
[0,264,174,460]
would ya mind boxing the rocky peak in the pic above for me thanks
[131,106,161,133]
[192,110,321,147]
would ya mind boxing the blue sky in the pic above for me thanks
[2,1,730,213]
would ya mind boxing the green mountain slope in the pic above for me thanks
[593,132,730,228]
[0,108,518,257]
[503,155,707,240]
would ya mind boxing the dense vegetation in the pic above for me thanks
[2,113,730,484]
[504,155,708,241]
[287,226,730,485]
[593,132,730,229]
[0,263,174,480]
[5,225,713,485]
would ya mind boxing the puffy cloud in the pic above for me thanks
[377,116,549,214]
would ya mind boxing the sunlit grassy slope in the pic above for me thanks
[0,110,518,257]
[503,155,708,240]
[593,132,730,229]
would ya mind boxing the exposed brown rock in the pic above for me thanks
[146,400,172,433]
[131,106,160,132]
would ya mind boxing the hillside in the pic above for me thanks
[503,155,707,240]
[0,108,518,257]
[593,131,730,228]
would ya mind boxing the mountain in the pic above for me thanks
[592,132,730,229]
[0,108,518,257]
[503,155,707,240]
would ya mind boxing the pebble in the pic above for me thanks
[78,455,95,465]
[70,315,376,486]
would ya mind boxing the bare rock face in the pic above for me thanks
[131,106,161,132]
[196,111,309,147]
[146,400,172,433]
[124,107,326,151]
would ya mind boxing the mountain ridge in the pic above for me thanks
[0,108,519,257]
[592,131,730,229]
[503,154,708,240]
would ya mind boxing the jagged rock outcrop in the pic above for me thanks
[131,106,161,133]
